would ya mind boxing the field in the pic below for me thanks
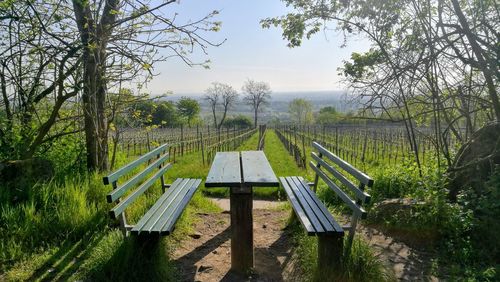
[1,126,497,281]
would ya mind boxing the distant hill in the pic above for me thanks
[160,90,362,123]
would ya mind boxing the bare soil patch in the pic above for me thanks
[173,201,439,281]
[173,209,302,282]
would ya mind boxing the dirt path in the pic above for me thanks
[358,225,438,281]
[173,209,300,281]
[209,198,286,212]
[173,201,438,281]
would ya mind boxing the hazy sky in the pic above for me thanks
[144,0,371,95]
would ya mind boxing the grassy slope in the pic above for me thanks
[263,130,393,282]
[2,132,261,281]
[2,130,390,281]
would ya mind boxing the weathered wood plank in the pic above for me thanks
[230,185,253,273]
[285,177,325,233]
[110,163,173,218]
[140,179,194,234]
[153,179,201,234]
[205,152,241,187]
[313,142,373,186]
[131,178,190,234]
[295,177,344,234]
[288,177,335,234]
[309,162,367,218]
[311,152,370,204]
[241,151,279,187]
[317,233,344,278]
[107,152,170,203]
[279,177,316,235]
[103,143,168,185]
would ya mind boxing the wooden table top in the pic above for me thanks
[205,151,279,188]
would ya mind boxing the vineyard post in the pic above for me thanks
[301,134,307,170]
[197,124,200,151]
[201,132,205,165]
[180,125,184,156]
[146,131,151,151]
[233,125,236,148]
[362,130,368,164]
[335,127,339,155]
[173,146,176,163]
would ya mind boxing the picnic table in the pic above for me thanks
[205,151,279,273]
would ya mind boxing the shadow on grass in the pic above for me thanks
[86,234,178,282]
[27,230,106,281]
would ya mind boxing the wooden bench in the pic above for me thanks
[280,141,372,274]
[103,143,201,236]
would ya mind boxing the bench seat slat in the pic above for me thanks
[130,178,184,232]
[310,162,367,218]
[288,177,335,234]
[285,177,325,233]
[295,177,344,234]
[109,163,173,219]
[107,152,170,203]
[132,178,191,234]
[279,177,316,235]
[312,142,373,186]
[146,178,197,233]
[103,144,168,185]
[311,152,370,204]
[152,179,201,235]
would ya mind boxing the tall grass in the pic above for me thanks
[264,130,392,281]
[1,145,221,280]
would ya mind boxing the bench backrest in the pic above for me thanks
[309,141,372,220]
[103,143,171,219]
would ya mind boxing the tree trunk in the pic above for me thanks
[254,108,258,128]
[82,50,99,170]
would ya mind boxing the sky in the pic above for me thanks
[144,0,371,95]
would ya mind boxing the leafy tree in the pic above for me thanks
[0,1,82,160]
[288,99,313,125]
[242,79,272,127]
[317,106,340,125]
[177,97,200,127]
[204,82,239,129]
[223,115,253,129]
[262,0,499,174]
[153,102,180,127]
[70,0,223,171]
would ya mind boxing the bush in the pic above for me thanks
[222,115,253,128]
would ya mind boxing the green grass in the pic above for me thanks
[0,147,221,281]
[263,130,392,281]
[1,129,391,281]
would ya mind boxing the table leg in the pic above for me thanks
[230,185,253,273]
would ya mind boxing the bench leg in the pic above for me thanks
[317,233,344,278]
[230,186,253,273]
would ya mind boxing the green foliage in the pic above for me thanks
[316,106,340,125]
[341,49,383,81]
[288,98,313,125]
[133,100,181,127]
[222,115,253,129]
[176,97,201,127]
